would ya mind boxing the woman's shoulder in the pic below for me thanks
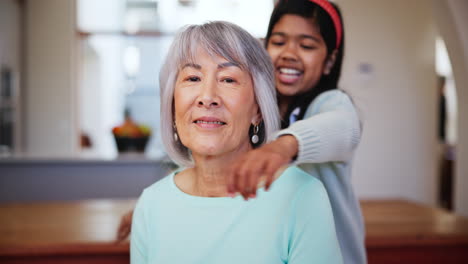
[139,171,177,200]
[272,166,327,200]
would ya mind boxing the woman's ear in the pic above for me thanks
[323,49,338,75]
[251,104,262,125]
[252,116,262,126]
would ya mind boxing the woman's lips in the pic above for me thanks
[193,117,226,129]
[277,67,302,84]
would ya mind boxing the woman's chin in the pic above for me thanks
[190,144,224,157]
[190,142,247,160]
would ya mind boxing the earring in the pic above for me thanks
[251,124,259,144]
[324,60,333,75]
[173,122,178,141]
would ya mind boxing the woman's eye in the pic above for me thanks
[186,76,200,82]
[222,78,236,84]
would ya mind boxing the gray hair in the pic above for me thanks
[160,21,279,167]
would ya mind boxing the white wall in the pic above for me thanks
[450,0,468,218]
[0,0,21,152]
[24,0,78,156]
[433,0,468,216]
[0,0,20,72]
[335,0,439,205]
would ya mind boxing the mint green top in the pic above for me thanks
[131,166,342,264]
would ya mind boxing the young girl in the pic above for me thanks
[226,0,367,263]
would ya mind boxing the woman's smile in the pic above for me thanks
[193,116,227,129]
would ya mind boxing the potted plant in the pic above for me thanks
[112,109,151,153]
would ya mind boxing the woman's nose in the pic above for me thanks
[197,80,220,108]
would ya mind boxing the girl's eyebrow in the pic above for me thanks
[299,34,321,42]
[271,32,321,42]
[270,32,286,37]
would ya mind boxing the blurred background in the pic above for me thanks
[0,0,467,217]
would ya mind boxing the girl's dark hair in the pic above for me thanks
[265,0,345,128]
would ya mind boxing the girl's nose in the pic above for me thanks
[280,42,299,62]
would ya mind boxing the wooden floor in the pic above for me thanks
[1,199,467,263]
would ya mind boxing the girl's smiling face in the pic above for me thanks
[267,14,330,97]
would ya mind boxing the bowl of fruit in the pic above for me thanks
[112,111,151,153]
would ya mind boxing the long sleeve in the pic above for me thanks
[277,90,361,163]
[288,179,343,264]
[131,191,149,264]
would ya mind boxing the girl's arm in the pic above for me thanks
[278,91,361,164]
[227,91,360,199]
[117,209,134,242]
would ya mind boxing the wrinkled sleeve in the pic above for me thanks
[131,191,149,264]
[288,180,343,264]
[277,91,361,163]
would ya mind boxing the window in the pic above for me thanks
[78,0,274,159]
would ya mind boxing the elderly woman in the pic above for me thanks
[130,21,342,264]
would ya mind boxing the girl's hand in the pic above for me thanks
[227,135,298,200]
[116,209,134,242]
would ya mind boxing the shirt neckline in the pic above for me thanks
[168,170,248,205]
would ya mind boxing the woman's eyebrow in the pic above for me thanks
[218,62,240,69]
[182,63,201,69]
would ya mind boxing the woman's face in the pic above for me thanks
[174,48,260,159]
[267,14,329,97]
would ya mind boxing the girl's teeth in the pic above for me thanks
[279,68,301,75]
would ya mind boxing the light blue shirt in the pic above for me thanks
[131,166,343,264]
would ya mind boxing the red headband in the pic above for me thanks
[307,0,342,49]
